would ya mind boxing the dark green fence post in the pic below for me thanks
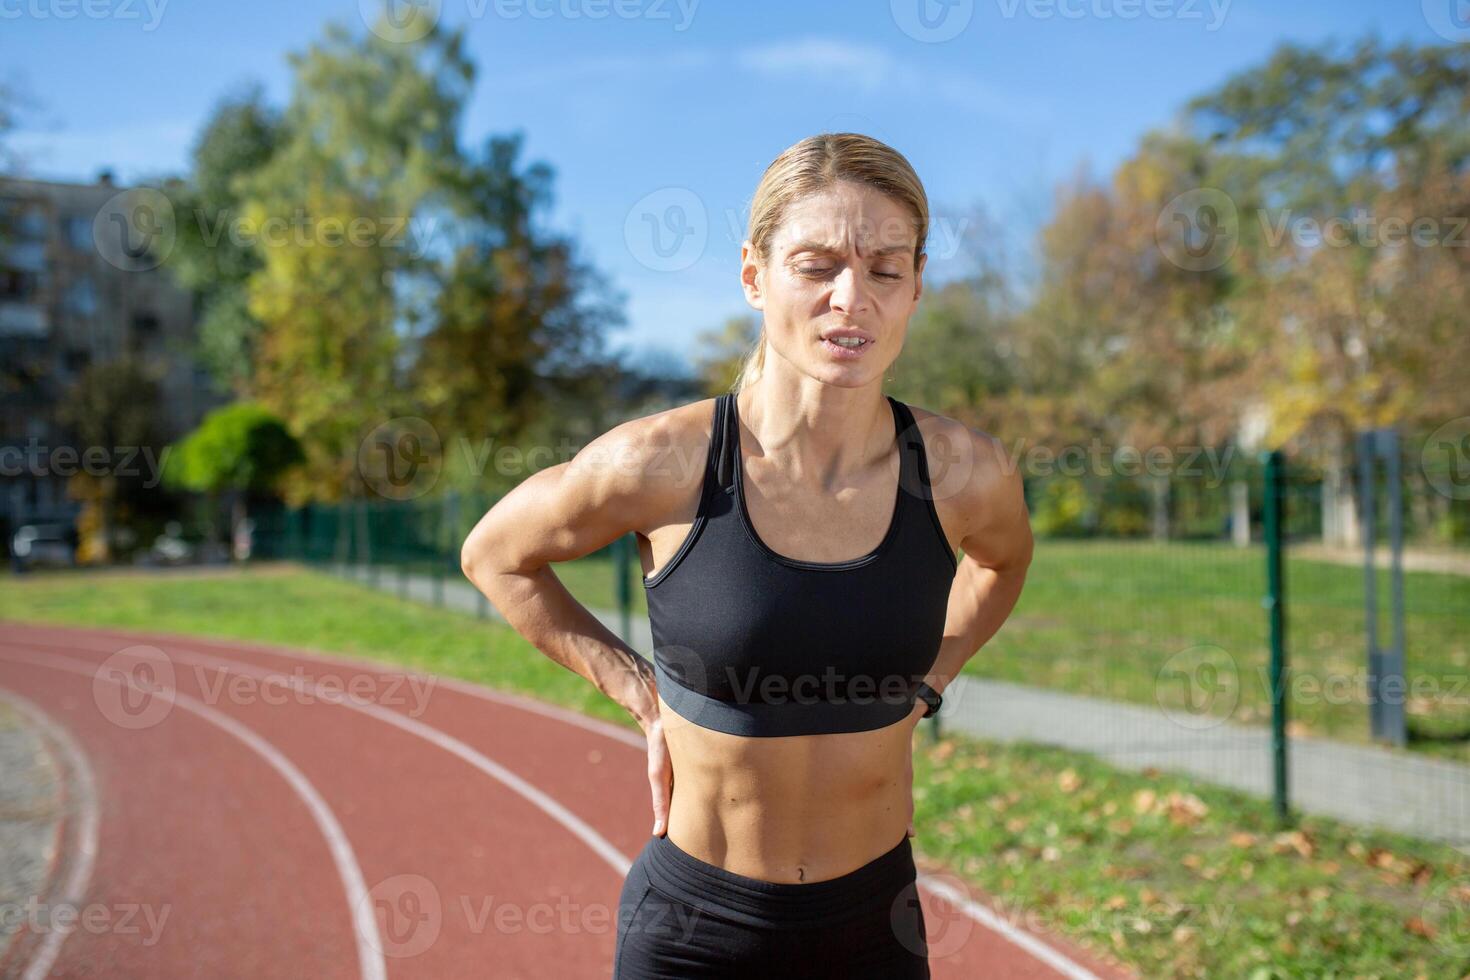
[1262,449,1292,828]
[370,502,382,587]
[614,533,633,643]
[445,493,460,605]
[287,507,302,564]
[432,497,445,608]
[475,492,490,620]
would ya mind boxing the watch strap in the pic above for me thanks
[915,681,942,718]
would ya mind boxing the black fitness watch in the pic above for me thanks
[914,682,942,718]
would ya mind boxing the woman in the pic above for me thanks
[460,133,1033,978]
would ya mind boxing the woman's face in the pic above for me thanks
[742,180,926,389]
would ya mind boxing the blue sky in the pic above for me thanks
[4,0,1458,373]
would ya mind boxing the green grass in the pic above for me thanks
[2,563,1468,978]
[913,734,1470,979]
[974,540,1470,762]
[551,538,1470,760]
[0,563,641,732]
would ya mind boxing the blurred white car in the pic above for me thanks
[11,523,78,571]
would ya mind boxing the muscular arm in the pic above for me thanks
[458,411,697,729]
[925,427,1034,696]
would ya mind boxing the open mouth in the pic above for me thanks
[820,333,873,357]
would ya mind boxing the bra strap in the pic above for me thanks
[887,395,921,492]
[712,392,736,492]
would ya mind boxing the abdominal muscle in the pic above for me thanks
[657,691,920,884]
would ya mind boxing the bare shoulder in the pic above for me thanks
[567,396,720,532]
[904,402,1032,568]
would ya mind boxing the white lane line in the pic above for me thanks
[0,688,102,980]
[919,875,1104,980]
[15,639,635,879]
[8,624,647,750]
[0,649,388,980]
[7,627,1107,979]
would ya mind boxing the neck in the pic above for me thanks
[737,371,894,489]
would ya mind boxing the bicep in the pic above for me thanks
[956,434,1033,574]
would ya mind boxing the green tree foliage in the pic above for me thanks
[55,358,165,562]
[163,402,303,497]
[692,314,759,395]
[166,14,619,504]
[238,19,472,502]
[414,132,622,443]
[1185,37,1470,439]
[163,402,303,543]
[1019,34,1467,466]
[166,87,283,392]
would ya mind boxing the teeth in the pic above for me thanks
[831,337,866,348]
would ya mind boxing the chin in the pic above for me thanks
[812,366,881,388]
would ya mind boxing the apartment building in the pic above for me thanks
[0,172,218,535]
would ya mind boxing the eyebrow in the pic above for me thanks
[790,240,914,258]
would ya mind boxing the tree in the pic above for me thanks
[692,314,759,395]
[237,17,472,502]
[413,132,623,443]
[166,86,284,392]
[1183,35,1470,544]
[55,359,165,563]
[163,403,303,549]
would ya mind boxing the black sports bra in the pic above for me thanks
[643,391,959,737]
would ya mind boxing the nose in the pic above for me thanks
[829,265,870,315]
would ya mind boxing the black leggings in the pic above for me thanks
[613,831,930,978]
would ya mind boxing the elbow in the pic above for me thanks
[459,532,483,583]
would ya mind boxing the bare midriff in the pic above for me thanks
[657,691,919,884]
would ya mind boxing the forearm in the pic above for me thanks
[925,556,1028,695]
[468,561,659,727]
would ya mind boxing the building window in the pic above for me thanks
[15,207,47,243]
[0,267,37,302]
[63,214,94,251]
[63,279,98,317]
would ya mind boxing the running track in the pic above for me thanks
[0,622,1134,979]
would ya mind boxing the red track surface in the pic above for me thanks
[0,622,1134,979]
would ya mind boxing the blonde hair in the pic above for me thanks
[733,133,929,393]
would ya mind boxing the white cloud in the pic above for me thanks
[482,48,714,91]
[8,118,196,183]
[734,36,1049,126]
[735,38,899,93]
